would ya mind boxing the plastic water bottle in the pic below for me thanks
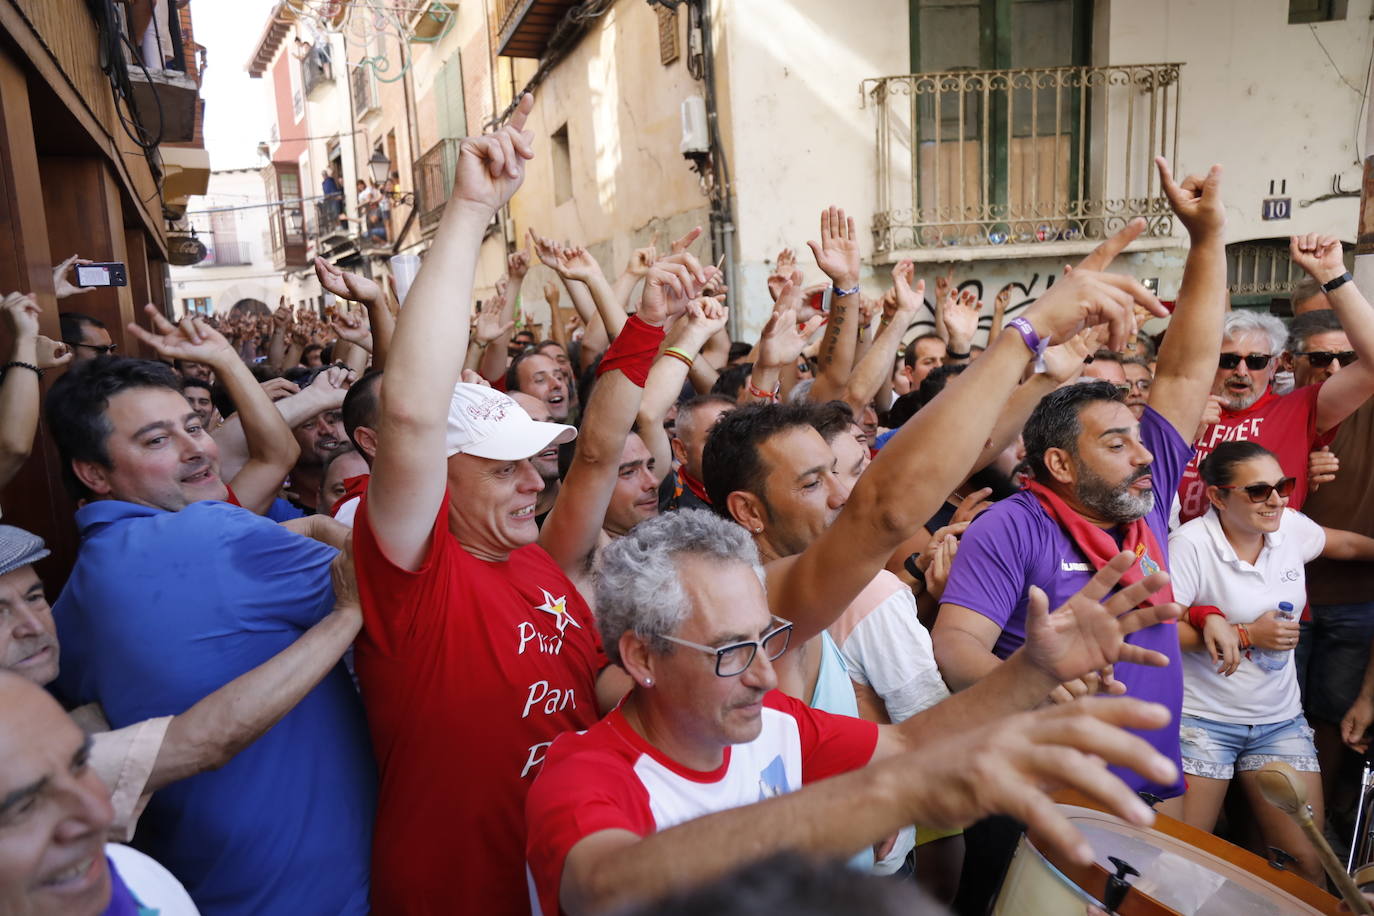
[1254,602,1297,671]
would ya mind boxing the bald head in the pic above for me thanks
[0,671,115,914]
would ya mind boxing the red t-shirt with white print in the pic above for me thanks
[1177,384,1330,524]
[524,691,878,916]
[353,490,606,916]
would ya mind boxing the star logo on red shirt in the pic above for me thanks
[533,589,581,634]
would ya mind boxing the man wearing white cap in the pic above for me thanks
[351,93,714,914]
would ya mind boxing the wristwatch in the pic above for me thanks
[1322,271,1354,293]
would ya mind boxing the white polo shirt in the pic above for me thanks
[1169,508,1325,725]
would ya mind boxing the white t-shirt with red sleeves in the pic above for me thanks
[524,691,878,916]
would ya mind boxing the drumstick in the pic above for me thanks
[1256,761,1374,915]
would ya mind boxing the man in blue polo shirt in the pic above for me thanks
[43,315,374,916]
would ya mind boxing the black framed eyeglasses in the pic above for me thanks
[64,340,117,356]
[1298,350,1357,368]
[1111,382,1131,396]
[660,615,794,677]
[1217,476,1296,503]
[1218,353,1271,371]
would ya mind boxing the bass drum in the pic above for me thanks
[993,795,1342,915]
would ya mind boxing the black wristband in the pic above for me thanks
[903,552,926,582]
[2,361,42,378]
[945,348,971,360]
[1322,271,1354,293]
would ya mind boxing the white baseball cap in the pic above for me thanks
[445,383,576,460]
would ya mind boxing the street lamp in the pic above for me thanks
[367,149,390,185]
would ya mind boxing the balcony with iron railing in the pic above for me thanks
[351,64,380,120]
[268,203,308,270]
[414,137,462,232]
[314,195,351,241]
[197,239,252,267]
[303,44,334,97]
[494,0,580,58]
[864,62,1183,260]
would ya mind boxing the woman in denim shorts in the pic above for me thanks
[1166,442,1374,885]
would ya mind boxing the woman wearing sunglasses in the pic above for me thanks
[1164,440,1374,884]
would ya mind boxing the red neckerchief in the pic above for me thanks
[677,467,711,505]
[330,473,371,517]
[1025,480,1175,610]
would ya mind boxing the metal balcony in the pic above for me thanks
[494,0,580,59]
[198,240,252,267]
[351,64,380,120]
[414,137,462,232]
[865,63,1183,257]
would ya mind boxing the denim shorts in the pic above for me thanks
[1178,713,1319,781]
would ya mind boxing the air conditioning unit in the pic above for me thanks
[680,95,708,156]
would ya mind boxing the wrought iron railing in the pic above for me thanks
[351,64,379,119]
[313,196,349,239]
[302,44,333,97]
[864,63,1182,253]
[414,137,462,231]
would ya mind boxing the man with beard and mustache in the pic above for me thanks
[1176,233,1374,523]
[933,159,1228,808]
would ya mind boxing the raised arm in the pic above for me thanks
[128,305,300,514]
[635,301,729,479]
[476,275,514,383]
[0,294,70,488]
[215,367,349,485]
[807,207,862,403]
[941,288,981,365]
[267,298,291,370]
[745,276,824,404]
[769,223,1168,644]
[613,238,657,314]
[149,535,360,790]
[834,262,924,412]
[315,258,395,370]
[1290,234,1374,433]
[551,245,629,340]
[368,94,535,570]
[539,263,705,575]
[1144,158,1227,439]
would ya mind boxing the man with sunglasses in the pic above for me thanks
[1177,234,1374,523]
[1282,308,1374,805]
[58,312,116,363]
[525,510,1184,916]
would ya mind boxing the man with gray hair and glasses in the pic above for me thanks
[524,509,1184,916]
[1177,233,1374,522]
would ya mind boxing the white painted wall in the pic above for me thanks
[1102,0,1373,244]
[169,169,280,317]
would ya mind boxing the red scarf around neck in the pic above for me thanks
[1026,480,1175,610]
[677,467,711,505]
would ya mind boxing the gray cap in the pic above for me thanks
[0,525,49,578]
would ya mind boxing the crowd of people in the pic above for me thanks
[3,90,1374,915]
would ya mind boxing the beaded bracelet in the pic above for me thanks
[2,361,42,378]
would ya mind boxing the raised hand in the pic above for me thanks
[1290,233,1346,284]
[678,296,730,348]
[757,277,826,369]
[315,257,383,304]
[528,229,562,271]
[451,92,535,216]
[330,304,372,347]
[272,298,292,331]
[35,336,72,370]
[1021,222,1167,352]
[626,235,659,278]
[0,292,41,341]
[670,226,702,255]
[507,248,532,281]
[1039,327,1095,386]
[807,206,861,290]
[890,260,926,322]
[1022,551,1182,687]
[1156,157,1225,240]
[52,254,95,299]
[934,269,954,307]
[942,288,981,349]
[768,248,797,302]
[127,304,235,367]
[551,246,605,285]
[639,255,710,327]
[471,299,515,346]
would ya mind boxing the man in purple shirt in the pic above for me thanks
[933,158,1228,799]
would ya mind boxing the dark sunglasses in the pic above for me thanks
[64,340,117,356]
[1297,350,1358,368]
[1216,476,1296,503]
[1218,353,1271,371]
